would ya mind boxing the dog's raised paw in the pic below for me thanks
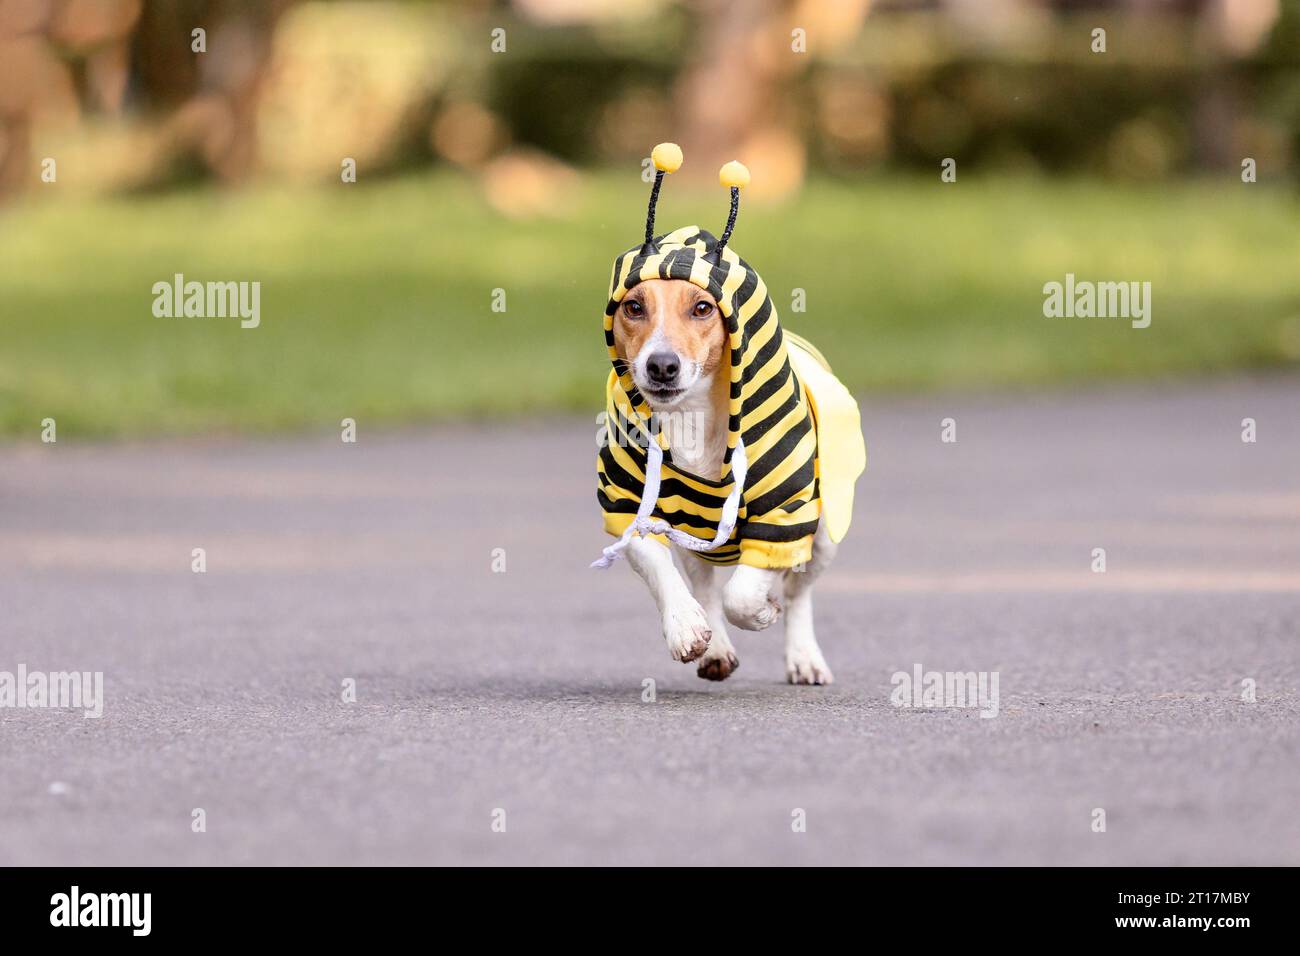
[724,594,782,632]
[753,597,782,630]
[663,601,712,663]
[696,650,740,682]
[785,647,833,686]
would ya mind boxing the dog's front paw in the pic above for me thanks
[724,592,782,632]
[723,567,783,632]
[663,600,712,663]
[786,646,833,685]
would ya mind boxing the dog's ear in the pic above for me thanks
[641,143,683,256]
[704,161,749,265]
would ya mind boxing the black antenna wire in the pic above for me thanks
[716,186,740,252]
[643,170,665,252]
[707,186,740,263]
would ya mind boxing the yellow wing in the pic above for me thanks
[785,333,866,544]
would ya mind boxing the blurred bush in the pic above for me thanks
[0,0,1297,206]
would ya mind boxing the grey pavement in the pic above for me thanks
[1,378,1298,865]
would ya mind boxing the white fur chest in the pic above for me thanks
[653,375,728,481]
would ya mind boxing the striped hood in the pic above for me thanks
[596,225,820,569]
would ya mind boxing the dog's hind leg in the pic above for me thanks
[782,524,836,685]
[625,535,712,663]
[678,551,739,681]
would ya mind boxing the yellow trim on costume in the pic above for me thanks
[739,536,813,569]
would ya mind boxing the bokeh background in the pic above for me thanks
[1,0,1298,436]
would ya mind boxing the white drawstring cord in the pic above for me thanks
[591,436,748,569]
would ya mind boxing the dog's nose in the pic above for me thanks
[646,351,680,384]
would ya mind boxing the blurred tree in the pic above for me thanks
[135,0,294,182]
[674,0,869,198]
[0,0,142,199]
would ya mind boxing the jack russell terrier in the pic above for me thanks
[592,143,865,685]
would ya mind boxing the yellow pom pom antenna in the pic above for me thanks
[642,143,682,253]
[707,159,750,262]
[718,160,750,189]
[652,142,683,174]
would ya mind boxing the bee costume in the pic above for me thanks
[593,144,866,570]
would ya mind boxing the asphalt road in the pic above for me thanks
[2,378,1298,865]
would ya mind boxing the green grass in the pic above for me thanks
[2,171,1298,437]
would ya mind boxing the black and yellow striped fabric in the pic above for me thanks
[597,225,819,569]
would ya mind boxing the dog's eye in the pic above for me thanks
[691,301,715,318]
[623,299,644,318]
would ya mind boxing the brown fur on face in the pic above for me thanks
[613,278,727,406]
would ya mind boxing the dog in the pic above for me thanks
[610,276,840,684]
[591,146,864,685]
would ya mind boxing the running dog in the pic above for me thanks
[592,144,865,685]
